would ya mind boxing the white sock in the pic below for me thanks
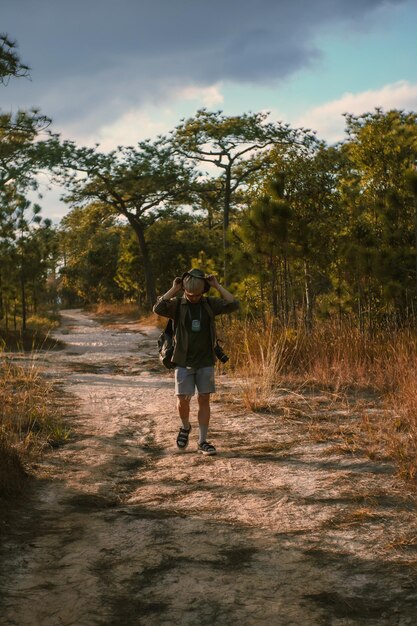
[198,424,209,444]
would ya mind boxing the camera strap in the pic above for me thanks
[187,303,202,332]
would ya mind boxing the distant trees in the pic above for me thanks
[59,208,221,307]
[2,32,417,332]
[0,195,57,330]
[236,144,340,327]
[172,109,316,284]
[57,107,417,331]
[216,111,414,329]
[59,203,124,305]
[0,34,59,331]
[59,138,195,308]
[338,109,417,326]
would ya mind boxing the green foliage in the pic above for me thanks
[234,144,339,324]
[0,39,58,331]
[229,275,265,316]
[0,34,30,84]
[147,215,222,292]
[59,203,124,304]
[0,192,58,331]
[172,109,317,282]
[338,109,417,323]
[114,229,142,301]
[58,208,223,306]
[58,137,196,307]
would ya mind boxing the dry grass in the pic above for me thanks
[91,303,164,331]
[0,329,64,352]
[383,532,417,567]
[324,507,387,529]
[0,357,71,498]
[220,317,417,481]
[234,320,289,411]
[89,302,141,321]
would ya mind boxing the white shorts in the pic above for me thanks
[175,366,215,396]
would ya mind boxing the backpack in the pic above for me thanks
[157,298,181,369]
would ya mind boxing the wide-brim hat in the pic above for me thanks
[181,268,210,293]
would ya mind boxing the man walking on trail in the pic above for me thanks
[153,268,239,456]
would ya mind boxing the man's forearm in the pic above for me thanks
[160,286,181,300]
[215,283,235,303]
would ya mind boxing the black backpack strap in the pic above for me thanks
[204,296,213,314]
[204,297,217,338]
[173,296,181,332]
[163,297,181,337]
[165,298,181,337]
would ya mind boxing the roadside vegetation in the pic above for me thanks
[87,302,144,323]
[220,317,417,481]
[0,356,70,500]
[0,310,62,352]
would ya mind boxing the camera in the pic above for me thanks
[214,340,229,363]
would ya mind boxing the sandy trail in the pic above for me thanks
[0,309,416,626]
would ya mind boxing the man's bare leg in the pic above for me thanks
[177,395,191,429]
[197,393,210,443]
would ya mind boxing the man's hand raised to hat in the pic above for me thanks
[206,274,220,290]
[168,276,183,295]
[173,276,183,290]
[206,274,236,303]
[159,277,182,301]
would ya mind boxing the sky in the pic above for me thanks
[2,0,417,221]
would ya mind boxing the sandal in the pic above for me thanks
[176,425,191,449]
[198,441,217,456]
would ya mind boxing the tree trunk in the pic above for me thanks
[259,276,266,329]
[128,217,156,309]
[5,298,9,331]
[32,279,38,315]
[287,262,297,327]
[414,194,417,293]
[13,299,17,332]
[358,286,364,334]
[269,256,278,318]
[0,271,3,322]
[304,261,314,332]
[223,165,232,286]
[278,261,284,324]
[337,265,343,327]
[20,260,27,332]
[283,255,289,327]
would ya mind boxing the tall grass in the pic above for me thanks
[0,357,70,498]
[220,317,417,480]
[89,302,141,321]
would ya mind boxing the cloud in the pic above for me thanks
[294,80,417,143]
[2,0,404,131]
[92,110,173,152]
[177,85,224,108]
[57,83,225,150]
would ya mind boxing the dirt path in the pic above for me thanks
[1,309,417,626]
